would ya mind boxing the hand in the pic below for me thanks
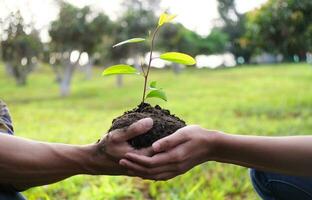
[99,118,154,160]
[89,118,154,175]
[119,125,220,180]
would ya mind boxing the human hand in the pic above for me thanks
[98,118,154,161]
[88,118,154,175]
[119,125,220,180]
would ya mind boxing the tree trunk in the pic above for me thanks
[133,54,140,71]
[60,63,74,97]
[172,63,182,74]
[116,75,123,88]
[51,64,62,83]
[12,64,27,86]
[59,52,82,97]
[4,62,13,76]
[84,58,94,80]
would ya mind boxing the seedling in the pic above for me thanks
[102,12,196,103]
[103,12,196,149]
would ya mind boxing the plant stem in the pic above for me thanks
[142,26,160,103]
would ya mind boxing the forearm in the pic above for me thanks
[0,134,114,190]
[212,132,312,176]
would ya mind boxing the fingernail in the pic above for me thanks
[141,118,153,128]
[119,160,126,166]
[125,153,131,159]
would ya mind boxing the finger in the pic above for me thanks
[119,159,150,174]
[152,129,188,152]
[125,151,177,167]
[152,172,179,181]
[121,158,178,174]
[133,146,154,157]
[110,118,153,142]
[140,172,179,181]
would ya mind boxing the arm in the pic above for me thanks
[121,125,312,180]
[0,118,153,190]
[209,130,312,176]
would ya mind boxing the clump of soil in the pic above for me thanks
[108,103,186,149]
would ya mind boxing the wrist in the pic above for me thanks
[80,143,124,176]
[202,129,228,162]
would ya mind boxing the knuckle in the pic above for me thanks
[148,160,156,167]
[179,164,187,173]
[163,139,171,147]
[175,151,185,162]
[181,131,192,140]
[149,168,160,174]
[168,153,176,161]
[110,133,119,142]
[146,169,153,175]
[132,122,144,133]
[105,132,112,140]
[176,163,183,172]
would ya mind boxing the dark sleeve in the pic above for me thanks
[0,100,14,135]
[0,101,23,195]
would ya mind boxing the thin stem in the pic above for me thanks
[142,75,148,102]
[142,26,160,103]
[140,62,146,76]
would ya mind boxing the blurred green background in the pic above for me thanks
[1,0,312,199]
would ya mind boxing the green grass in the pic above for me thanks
[1,63,312,200]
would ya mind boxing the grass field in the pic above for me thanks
[1,63,312,200]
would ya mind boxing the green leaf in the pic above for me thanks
[113,38,145,48]
[102,64,139,76]
[158,13,177,27]
[160,52,196,65]
[149,81,157,89]
[146,89,167,101]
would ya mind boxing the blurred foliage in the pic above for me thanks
[1,0,312,90]
[49,2,113,54]
[0,11,42,85]
[1,62,311,199]
[109,0,158,63]
[48,1,113,96]
[217,0,312,62]
[217,0,252,62]
[244,0,312,61]
[158,24,228,57]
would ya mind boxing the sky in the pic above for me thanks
[0,0,268,42]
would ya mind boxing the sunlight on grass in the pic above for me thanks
[1,63,312,199]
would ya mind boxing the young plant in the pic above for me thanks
[102,12,196,103]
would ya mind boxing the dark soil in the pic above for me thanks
[108,103,186,149]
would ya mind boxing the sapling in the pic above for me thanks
[103,12,196,149]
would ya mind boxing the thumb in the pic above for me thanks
[152,128,188,153]
[110,118,153,142]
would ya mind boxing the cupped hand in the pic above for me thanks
[97,118,154,161]
[119,125,220,180]
[89,118,155,175]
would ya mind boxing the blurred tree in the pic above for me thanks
[110,0,158,63]
[217,0,252,63]
[306,25,312,53]
[245,0,312,61]
[108,0,159,87]
[0,11,42,85]
[198,28,229,55]
[158,23,197,56]
[49,1,113,96]
[158,24,228,56]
